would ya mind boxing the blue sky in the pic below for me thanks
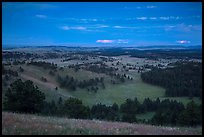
[2,2,202,47]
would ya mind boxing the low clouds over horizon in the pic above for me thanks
[96,39,129,44]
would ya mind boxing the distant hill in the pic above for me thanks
[2,112,201,135]
[2,44,202,50]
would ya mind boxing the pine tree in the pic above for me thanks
[3,79,45,113]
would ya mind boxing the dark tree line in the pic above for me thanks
[13,60,26,65]
[141,61,202,98]
[151,100,202,127]
[3,69,18,77]
[44,52,59,59]
[85,62,117,74]
[57,75,77,91]
[57,75,105,92]
[27,61,57,70]
[3,51,36,60]
[91,103,119,121]
[67,61,133,84]
[83,62,133,83]
[3,79,202,127]
[90,47,202,59]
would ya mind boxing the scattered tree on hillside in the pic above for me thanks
[49,70,55,76]
[19,66,24,72]
[41,77,47,82]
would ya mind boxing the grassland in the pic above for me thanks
[2,50,202,134]
[4,61,201,107]
[5,64,166,106]
[71,72,165,106]
[2,112,202,135]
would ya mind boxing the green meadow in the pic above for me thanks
[5,64,201,108]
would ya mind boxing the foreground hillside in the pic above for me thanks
[2,112,202,135]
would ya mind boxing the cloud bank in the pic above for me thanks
[176,40,191,44]
[61,26,87,30]
[96,39,129,44]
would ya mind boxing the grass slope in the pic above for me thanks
[2,112,202,135]
[4,64,201,107]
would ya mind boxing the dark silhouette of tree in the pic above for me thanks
[4,69,18,77]
[19,66,24,72]
[178,101,201,126]
[141,61,202,98]
[3,79,45,113]
[4,74,10,81]
[41,77,47,82]
[49,70,55,76]
[63,97,90,119]
[121,114,137,123]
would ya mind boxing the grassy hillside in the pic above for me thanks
[2,112,202,135]
[4,64,166,106]
[3,64,201,107]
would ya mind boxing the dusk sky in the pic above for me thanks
[2,2,202,47]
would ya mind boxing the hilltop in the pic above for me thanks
[2,112,202,135]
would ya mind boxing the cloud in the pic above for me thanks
[160,17,170,20]
[159,16,181,20]
[92,19,98,22]
[96,40,114,43]
[116,39,129,43]
[78,18,100,23]
[170,16,180,20]
[136,17,147,20]
[61,26,87,30]
[60,24,109,32]
[176,40,191,44]
[124,6,156,10]
[149,17,157,20]
[164,24,201,32]
[113,26,139,29]
[126,16,183,21]
[96,39,129,44]
[73,27,87,30]
[124,6,141,9]
[61,26,70,30]
[97,25,109,28]
[146,5,157,8]
[113,26,127,28]
[164,25,176,31]
[36,14,47,19]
